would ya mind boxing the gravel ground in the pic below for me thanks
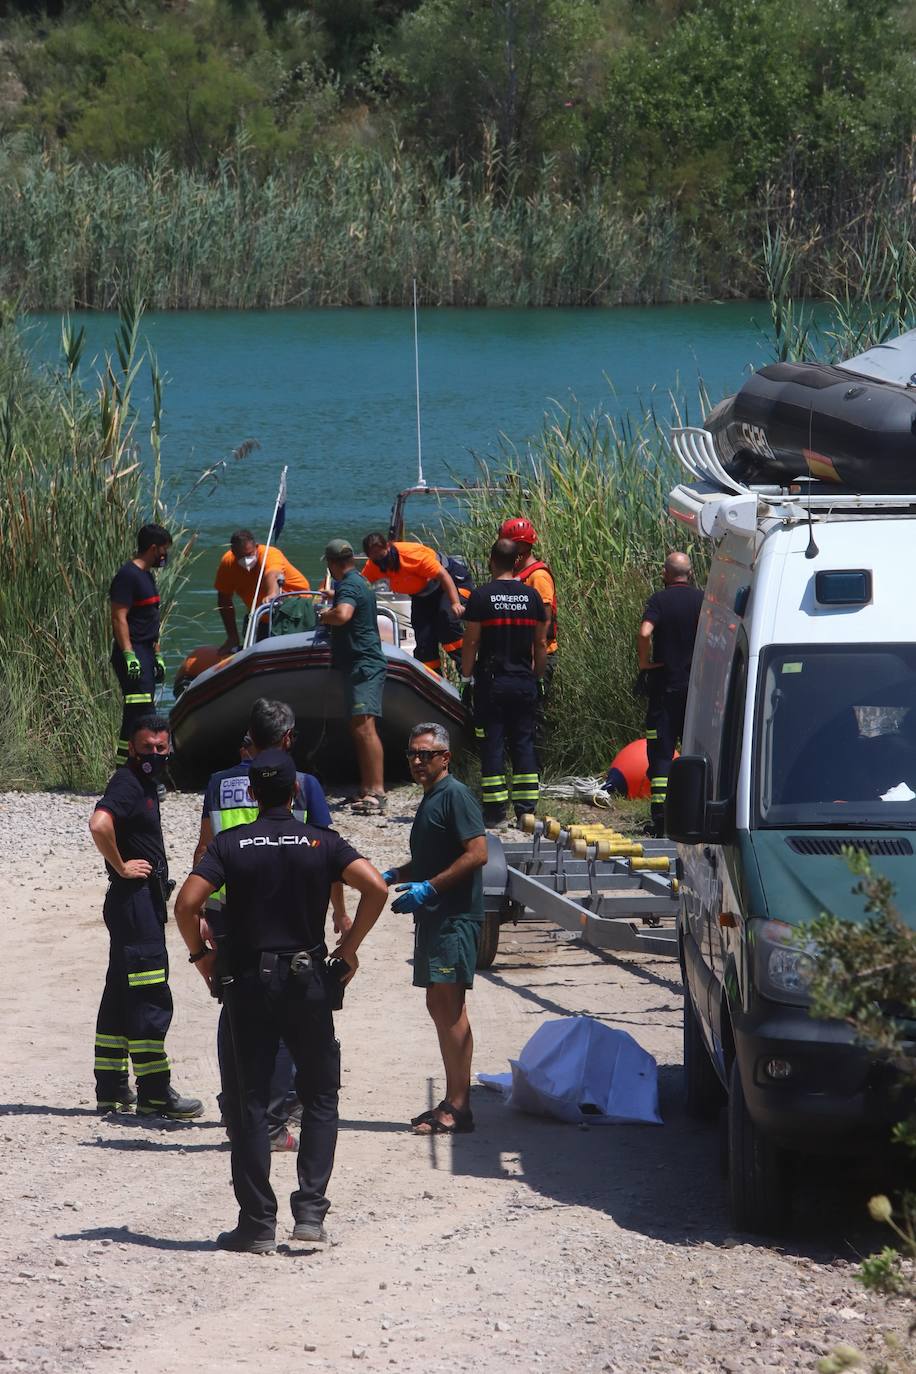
[0,786,910,1374]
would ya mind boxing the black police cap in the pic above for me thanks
[248,748,297,790]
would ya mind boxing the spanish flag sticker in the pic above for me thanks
[803,449,841,483]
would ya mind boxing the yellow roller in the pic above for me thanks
[671,878,680,893]
[544,819,562,841]
[571,839,643,859]
[520,813,538,835]
[569,825,625,840]
[629,856,670,872]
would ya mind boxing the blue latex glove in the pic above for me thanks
[381,868,398,886]
[391,881,438,914]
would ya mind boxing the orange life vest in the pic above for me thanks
[517,560,558,645]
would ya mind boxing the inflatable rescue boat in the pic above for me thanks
[168,593,470,788]
[705,329,916,490]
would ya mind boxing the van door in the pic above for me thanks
[680,595,740,1046]
[707,632,749,1048]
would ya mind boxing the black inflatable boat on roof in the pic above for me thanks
[704,330,916,490]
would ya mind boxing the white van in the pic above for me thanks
[665,428,916,1232]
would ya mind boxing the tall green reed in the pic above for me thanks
[0,297,194,790]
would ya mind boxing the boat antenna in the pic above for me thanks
[804,401,819,560]
[413,278,427,488]
[244,464,288,648]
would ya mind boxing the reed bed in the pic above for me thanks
[4,141,916,310]
[0,300,193,790]
[0,145,705,309]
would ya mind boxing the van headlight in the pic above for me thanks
[751,919,816,1006]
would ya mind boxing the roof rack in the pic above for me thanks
[668,426,916,538]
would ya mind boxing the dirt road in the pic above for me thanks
[0,789,906,1373]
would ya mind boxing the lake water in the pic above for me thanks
[26,303,775,675]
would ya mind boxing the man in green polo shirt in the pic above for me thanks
[318,538,388,814]
[380,722,487,1134]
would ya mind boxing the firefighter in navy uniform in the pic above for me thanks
[461,538,548,827]
[88,714,202,1119]
[636,551,704,835]
[175,750,388,1255]
[109,524,173,766]
[499,516,559,765]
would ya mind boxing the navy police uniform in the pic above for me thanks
[192,806,361,1245]
[93,764,174,1110]
[109,560,161,765]
[641,582,704,832]
[464,576,546,824]
[200,760,333,1144]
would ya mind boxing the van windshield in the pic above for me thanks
[757,644,916,828]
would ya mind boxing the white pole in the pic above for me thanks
[244,464,288,649]
[413,278,426,488]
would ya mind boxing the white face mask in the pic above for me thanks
[238,554,257,571]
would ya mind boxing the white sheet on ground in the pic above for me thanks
[478,1015,662,1125]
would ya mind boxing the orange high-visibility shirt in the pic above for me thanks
[362,542,443,597]
[214,545,310,609]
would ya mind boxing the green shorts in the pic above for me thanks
[344,663,386,718]
[412,913,481,988]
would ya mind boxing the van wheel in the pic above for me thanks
[727,1058,791,1233]
[476,912,501,970]
[683,992,724,1120]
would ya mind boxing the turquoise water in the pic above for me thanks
[26,303,774,672]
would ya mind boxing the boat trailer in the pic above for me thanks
[478,816,680,969]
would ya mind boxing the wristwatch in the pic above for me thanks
[188,947,209,964]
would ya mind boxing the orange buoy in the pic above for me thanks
[604,739,679,801]
[173,644,224,696]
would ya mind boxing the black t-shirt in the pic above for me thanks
[191,809,361,968]
[109,561,161,644]
[642,584,704,690]
[95,765,167,881]
[464,577,546,676]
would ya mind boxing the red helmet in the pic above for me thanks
[499,517,538,545]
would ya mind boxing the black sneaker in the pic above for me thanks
[291,1220,328,1244]
[216,1228,276,1255]
[136,1086,204,1120]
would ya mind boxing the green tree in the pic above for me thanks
[390,0,603,164]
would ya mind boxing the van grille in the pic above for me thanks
[786,836,913,856]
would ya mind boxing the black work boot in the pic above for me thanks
[216,1227,276,1255]
[136,1085,204,1121]
[96,1083,137,1113]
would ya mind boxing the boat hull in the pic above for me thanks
[169,632,471,788]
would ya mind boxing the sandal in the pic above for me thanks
[411,1100,474,1135]
[351,793,388,815]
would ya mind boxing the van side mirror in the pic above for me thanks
[666,755,734,845]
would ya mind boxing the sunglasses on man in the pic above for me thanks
[405,748,448,762]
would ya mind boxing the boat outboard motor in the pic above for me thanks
[704,328,916,492]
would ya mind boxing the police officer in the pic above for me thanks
[361,531,473,674]
[175,750,388,1254]
[109,524,172,766]
[636,551,704,835]
[461,538,548,827]
[88,714,202,1119]
[193,697,350,1152]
